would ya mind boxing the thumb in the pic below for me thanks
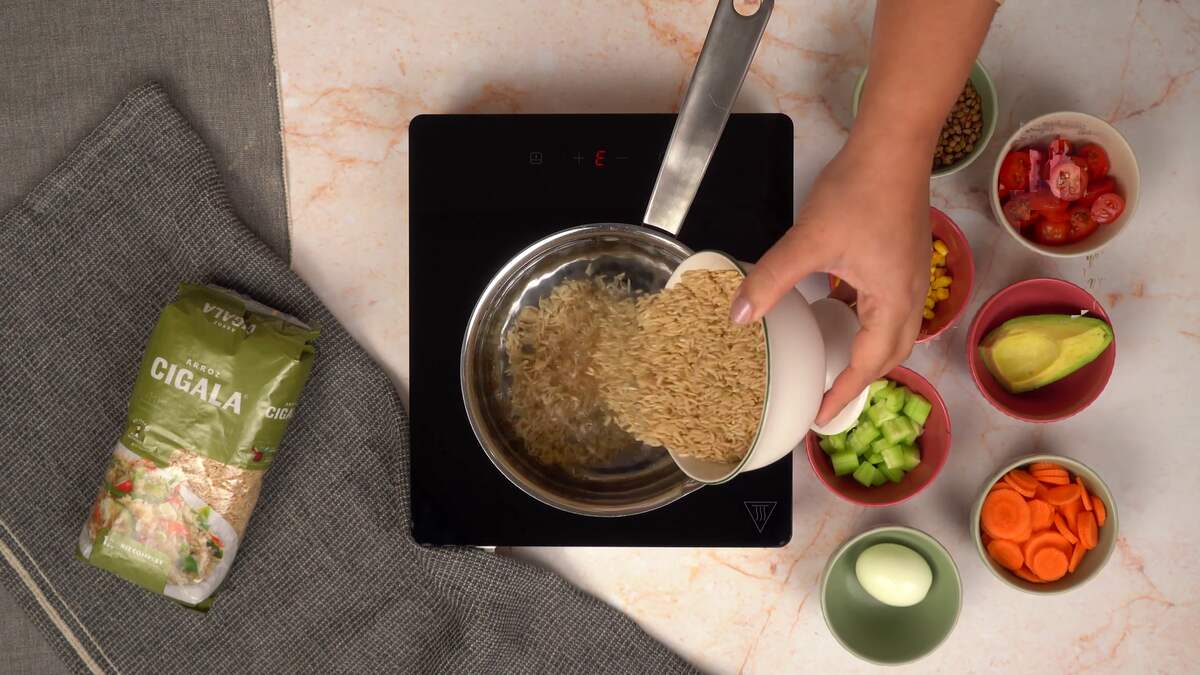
[730,224,827,324]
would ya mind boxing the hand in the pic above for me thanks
[730,135,930,425]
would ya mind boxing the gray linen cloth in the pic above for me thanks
[0,83,693,675]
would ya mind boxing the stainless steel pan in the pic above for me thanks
[461,0,774,516]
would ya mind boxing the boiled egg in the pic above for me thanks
[854,543,932,607]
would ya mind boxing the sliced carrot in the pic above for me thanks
[1032,548,1069,581]
[981,489,1033,542]
[1045,484,1082,506]
[1092,496,1107,527]
[1053,514,1078,544]
[987,539,1025,572]
[989,482,1017,494]
[1029,499,1055,531]
[1022,530,1072,565]
[1077,477,1092,511]
[1002,470,1038,497]
[1031,471,1071,485]
[1034,483,1051,501]
[1031,468,1069,479]
[1078,511,1099,550]
[1060,497,1082,533]
[1068,542,1086,573]
[1013,566,1048,584]
[1028,461,1067,473]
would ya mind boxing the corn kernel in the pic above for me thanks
[923,308,936,320]
[932,275,952,289]
[931,267,944,278]
[934,287,950,300]
[924,297,935,309]
[931,252,947,266]
[933,240,949,255]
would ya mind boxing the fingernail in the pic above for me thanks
[730,296,753,325]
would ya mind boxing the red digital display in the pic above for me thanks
[594,149,606,168]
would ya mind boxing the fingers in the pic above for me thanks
[814,303,916,425]
[730,224,827,324]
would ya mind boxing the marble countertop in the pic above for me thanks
[273,1,1199,672]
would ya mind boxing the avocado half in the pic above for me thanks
[978,314,1113,393]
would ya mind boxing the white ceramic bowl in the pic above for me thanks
[990,111,1140,258]
[662,251,868,484]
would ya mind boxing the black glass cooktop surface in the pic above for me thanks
[410,113,794,546]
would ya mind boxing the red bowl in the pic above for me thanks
[966,278,1116,423]
[829,207,975,343]
[805,366,951,507]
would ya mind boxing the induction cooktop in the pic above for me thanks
[409,113,794,546]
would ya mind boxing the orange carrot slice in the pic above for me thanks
[1029,461,1067,473]
[1029,499,1055,531]
[1034,483,1051,501]
[1045,484,1082,506]
[1031,468,1069,479]
[1022,531,1072,565]
[981,489,1033,542]
[1060,498,1082,533]
[1032,548,1069,581]
[1053,514,1078,544]
[1092,496,1107,527]
[1068,542,1085,573]
[1013,567,1048,584]
[1031,471,1071,485]
[1003,470,1039,497]
[987,539,1025,572]
[1077,477,1093,511]
[1078,511,1099,550]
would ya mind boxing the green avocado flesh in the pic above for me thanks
[978,314,1113,393]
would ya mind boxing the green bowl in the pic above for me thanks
[820,526,962,665]
[971,454,1118,594]
[852,59,998,178]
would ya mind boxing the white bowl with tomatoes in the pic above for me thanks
[991,112,1139,257]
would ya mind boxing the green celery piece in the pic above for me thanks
[900,419,920,445]
[867,379,892,403]
[828,431,847,452]
[852,462,879,488]
[903,393,933,426]
[866,402,897,426]
[900,444,922,471]
[847,420,881,454]
[879,465,906,483]
[884,386,907,413]
[870,436,896,454]
[870,467,889,486]
[865,451,884,465]
[880,417,912,444]
[830,451,859,476]
[819,437,836,455]
[881,445,906,470]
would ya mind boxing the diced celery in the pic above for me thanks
[884,386,907,412]
[871,467,889,486]
[819,437,836,455]
[865,451,884,465]
[880,417,912,444]
[868,379,892,403]
[870,437,896,454]
[903,393,933,426]
[866,402,897,426]
[852,462,879,488]
[900,419,920,445]
[879,465,906,483]
[900,444,922,471]
[831,451,860,476]
[881,445,906,470]
[847,420,881,454]
[828,431,847,452]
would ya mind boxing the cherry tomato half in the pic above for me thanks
[1002,192,1034,228]
[1067,207,1099,242]
[1029,189,1068,218]
[999,151,1031,192]
[1077,143,1110,178]
[1047,160,1088,201]
[1048,137,1072,156]
[1032,219,1070,246]
[1077,176,1116,209]
[1091,192,1126,224]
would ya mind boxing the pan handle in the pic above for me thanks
[642,0,774,236]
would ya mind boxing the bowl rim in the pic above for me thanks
[988,110,1141,258]
[819,524,963,665]
[853,59,997,178]
[965,277,1115,423]
[969,453,1119,594]
[805,365,952,507]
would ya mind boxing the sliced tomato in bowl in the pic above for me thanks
[1029,190,1068,219]
[1032,219,1070,246]
[1048,137,1072,156]
[1002,192,1034,228]
[998,150,1031,193]
[1091,193,1125,224]
[1067,207,1099,242]
[1077,176,1116,209]
[1077,143,1110,178]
